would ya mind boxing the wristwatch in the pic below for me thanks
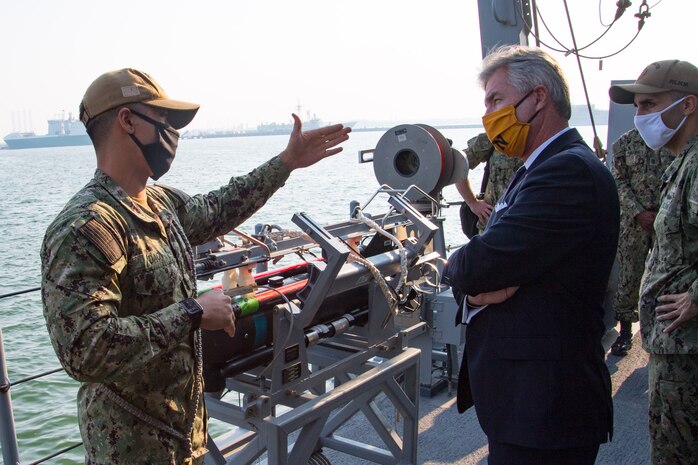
[182,298,204,330]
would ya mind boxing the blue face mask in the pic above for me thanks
[129,110,180,180]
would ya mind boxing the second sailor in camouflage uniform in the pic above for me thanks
[456,132,523,234]
[610,59,698,465]
[639,133,698,465]
[41,68,351,465]
[609,128,672,355]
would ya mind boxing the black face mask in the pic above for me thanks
[128,110,179,180]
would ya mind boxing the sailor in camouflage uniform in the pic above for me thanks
[610,60,698,465]
[456,132,523,234]
[41,68,350,465]
[609,128,672,356]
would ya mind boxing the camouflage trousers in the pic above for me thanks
[613,219,653,322]
[648,353,698,465]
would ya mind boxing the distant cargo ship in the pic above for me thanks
[182,116,325,140]
[3,114,91,149]
[182,110,355,140]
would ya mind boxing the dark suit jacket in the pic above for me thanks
[446,128,619,449]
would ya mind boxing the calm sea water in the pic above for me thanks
[0,125,606,463]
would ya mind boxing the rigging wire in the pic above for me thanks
[534,1,626,55]
[599,0,614,28]
[561,0,603,158]
[0,286,41,299]
[26,442,84,465]
[531,0,540,47]
[576,30,642,60]
[522,0,646,59]
[518,0,654,158]
[531,3,569,52]
[571,19,616,53]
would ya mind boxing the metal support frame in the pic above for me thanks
[421,215,462,396]
[291,211,351,328]
[205,347,420,465]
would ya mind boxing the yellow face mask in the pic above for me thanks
[482,90,539,158]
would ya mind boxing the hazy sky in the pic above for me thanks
[0,0,694,137]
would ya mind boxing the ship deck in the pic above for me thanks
[320,331,649,465]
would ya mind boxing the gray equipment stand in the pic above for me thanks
[205,344,421,465]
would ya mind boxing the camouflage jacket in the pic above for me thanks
[611,129,673,222]
[465,133,523,230]
[640,134,698,354]
[41,157,290,464]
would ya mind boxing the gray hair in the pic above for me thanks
[479,45,571,120]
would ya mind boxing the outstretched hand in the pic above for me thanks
[278,113,351,171]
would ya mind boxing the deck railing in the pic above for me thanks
[0,287,83,465]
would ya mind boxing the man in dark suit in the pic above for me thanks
[444,45,619,465]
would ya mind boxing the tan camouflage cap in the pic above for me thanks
[609,60,698,104]
[79,68,200,129]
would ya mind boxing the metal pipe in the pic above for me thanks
[10,367,63,387]
[0,327,21,465]
[0,287,41,300]
[25,441,82,465]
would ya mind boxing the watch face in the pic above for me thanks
[184,299,203,315]
[183,299,203,330]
